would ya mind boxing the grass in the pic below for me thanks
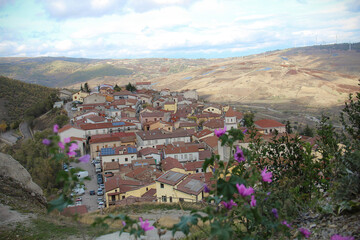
[0,216,116,240]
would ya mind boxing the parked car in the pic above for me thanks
[90,190,95,195]
[97,176,103,184]
[76,201,82,206]
[97,188,103,196]
[99,183,105,189]
[76,197,82,202]
[71,107,77,111]
[98,201,104,209]
[77,171,89,179]
[96,167,101,173]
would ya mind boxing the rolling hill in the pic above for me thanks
[151,43,360,108]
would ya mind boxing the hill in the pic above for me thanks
[0,57,221,88]
[0,76,58,124]
[151,43,360,108]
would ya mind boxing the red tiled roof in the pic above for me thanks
[162,157,184,171]
[184,161,204,171]
[136,129,191,140]
[194,129,213,139]
[103,162,120,171]
[110,99,126,106]
[201,136,218,149]
[164,145,198,154]
[105,176,143,192]
[176,176,204,195]
[156,171,187,186]
[139,147,159,156]
[58,124,82,133]
[131,158,156,167]
[179,122,198,128]
[141,111,164,118]
[199,150,212,160]
[87,115,106,122]
[203,119,224,129]
[61,205,88,216]
[255,119,285,128]
[70,137,86,142]
[141,188,156,198]
[125,167,148,178]
[79,121,135,130]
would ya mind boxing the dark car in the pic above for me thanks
[90,190,95,195]
[97,177,103,184]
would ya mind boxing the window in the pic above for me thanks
[125,158,128,162]
[160,183,164,188]
[112,159,115,162]
[97,146,100,151]
[169,197,173,203]
[154,118,157,121]
[162,196,167,202]
[179,198,184,202]
[122,196,125,199]
[146,188,148,191]
[189,153,193,160]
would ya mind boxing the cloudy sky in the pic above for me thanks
[0,0,359,59]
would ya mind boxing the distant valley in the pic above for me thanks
[0,43,359,110]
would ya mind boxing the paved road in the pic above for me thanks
[65,101,75,119]
[72,160,102,212]
[19,122,32,140]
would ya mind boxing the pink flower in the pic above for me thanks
[214,126,226,137]
[250,195,256,207]
[67,151,76,157]
[299,228,311,238]
[64,137,71,143]
[139,217,154,232]
[331,234,355,240]
[53,124,59,133]
[242,129,247,134]
[122,221,126,227]
[234,146,245,162]
[221,199,237,210]
[78,155,90,163]
[69,143,78,152]
[42,138,51,145]
[58,142,64,150]
[236,183,254,197]
[281,220,292,229]
[271,208,278,219]
[261,167,272,183]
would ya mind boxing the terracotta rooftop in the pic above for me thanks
[203,119,224,129]
[132,158,156,167]
[140,111,164,118]
[58,124,82,133]
[184,161,204,171]
[199,150,212,160]
[176,176,204,195]
[141,188,156,198]
[162,157,184,172]
[139,147,159,156]
[201,136,219,149]
[87,115,106,123]
[156,171,187,186]
[79,121,135,130]
[194,129,214,139]
[255,119,285,128]
[178,121,198,128]
[61,205,88,216]
[136,129,191,140]
[164,145,199,154]
[89,132,135,144]
[105,176,143,192]
[103,162,120,171]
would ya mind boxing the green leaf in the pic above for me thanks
[172,214,199,236]
[47,195,72,213]
[210,220,233,240]
[217,175,244,201]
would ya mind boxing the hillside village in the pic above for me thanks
[58,82,298,214]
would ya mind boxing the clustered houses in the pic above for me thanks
[59,82,288,208]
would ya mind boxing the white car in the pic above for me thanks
[98,201,104,209]
[71,107,77,111]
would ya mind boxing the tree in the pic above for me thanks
[0,120,7,132]
[125,83,137,92]
[285,120,292,134]
[84,83,90,93]
[243,112,254,127]
[114,84,121,92]
[302,124,314,137]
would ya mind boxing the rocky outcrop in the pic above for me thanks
[0,152,46,205]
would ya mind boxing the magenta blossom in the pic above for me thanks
[250,195,256,207]
[122,221,126,227]
[64,137,71,143]
[299,228,311,238]
[69,143,78,152]
[58,141,65,150]
[67,151,76,157]
[221,199,237,210]
[214,126,227,137]
[236,183,254,197]
[42,138,51,145]
[271,208,279,219]
[234,146,245,163]
[281,220,292,229]
[331,234,355,240]
[242,129,247,134]
[139,217,154,232]
[261,167,272,183]
[78,154,90,163]
[53,124,59,133]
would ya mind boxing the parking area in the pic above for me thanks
[71,160,104,212]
